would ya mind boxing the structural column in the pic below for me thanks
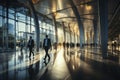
[99,0,108,58]
[28,0,40,52]
[62,22,66,42]
[14,8,17,51]
[93,20,98,47]
[74,30,76,48]
[69,0,85,48]
[6,1,9,49]
[68,24,72,47]
[62,22,66,49]
[52,14,58,50]
[118,35,120,64]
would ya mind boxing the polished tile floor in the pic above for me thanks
[0,47,120,80]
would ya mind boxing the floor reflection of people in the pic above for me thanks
[39,68,48,80]
[43,59,49,66]
[18,52,23,63]
[28,64,35,80]
[20,40,24,53]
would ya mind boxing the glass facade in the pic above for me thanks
[0,3,79,53]
[0,5,55,52]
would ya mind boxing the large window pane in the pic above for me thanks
[8,9,15,19]
[0,17,2,27]
[8,19,15,49]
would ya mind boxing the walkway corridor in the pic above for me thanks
[0,47,120,80]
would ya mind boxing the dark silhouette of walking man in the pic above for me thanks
[28,36,34,58]
[43,35,51,62]
[20,40,24,53]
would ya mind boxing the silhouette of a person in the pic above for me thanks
[43,35,51,62]
[27,36,34,58]
[63,41,65,49]
[20,40,24,53]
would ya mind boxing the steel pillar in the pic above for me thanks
[99,0,108,58]
[69,0,85,48]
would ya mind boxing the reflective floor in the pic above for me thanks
[0,47,120,80]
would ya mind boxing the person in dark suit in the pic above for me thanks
[43,35,51,62]
[28,36,34,58]
[20,40,24,53]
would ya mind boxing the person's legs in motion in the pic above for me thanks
[32,48,34,57]
[47,53,50,62]
[44,48,48,60]
[44,48,50,62]
[32,52,34,56]
[29,47,32,57]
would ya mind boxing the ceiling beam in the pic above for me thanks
[56,16,94,20]
[46,0,97,16]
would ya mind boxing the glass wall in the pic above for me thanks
[57,24,64,44]
[0,6,32,52]
[0,5,55,52]
[39,20,55,48]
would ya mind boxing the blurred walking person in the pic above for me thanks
[43,35,51,62]
[20,40,24,53]
[27,36,34,58]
